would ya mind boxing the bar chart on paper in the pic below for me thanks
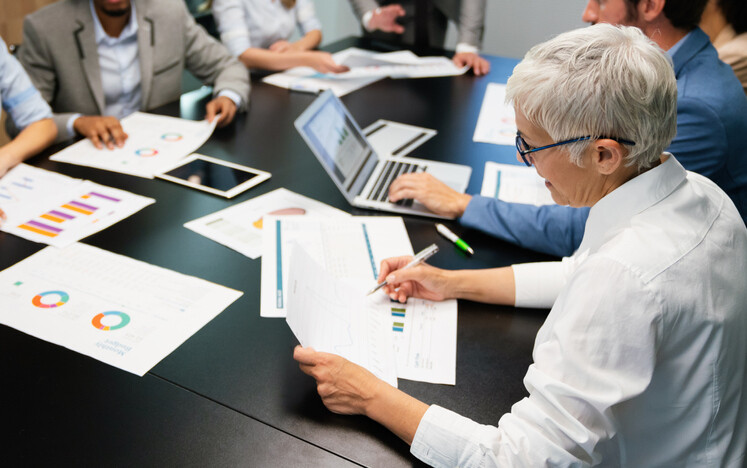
[387,297,458,385]
[0,164,153,247]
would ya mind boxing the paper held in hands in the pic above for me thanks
[286,244,399,388]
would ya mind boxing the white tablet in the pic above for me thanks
[156,154,271,198]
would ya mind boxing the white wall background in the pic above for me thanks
[312,0,590,59]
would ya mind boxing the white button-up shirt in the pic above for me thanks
[212,0,322,56]
[411,155,747,467]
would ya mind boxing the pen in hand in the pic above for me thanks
[367,243,439,296]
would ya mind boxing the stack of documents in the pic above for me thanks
[0,164,154,247]
[263,47,468,96]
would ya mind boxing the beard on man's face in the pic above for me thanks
[100,6,130,17]
[95,0,131,17]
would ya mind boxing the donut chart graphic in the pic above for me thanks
[135,147,159,157]
[160,132,183,142]
[92,311,131,331]
[32,290,70,308]
[253,207,306,229]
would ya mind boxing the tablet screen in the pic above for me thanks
[163,157,259,192]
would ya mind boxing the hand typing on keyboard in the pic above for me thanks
[388,172,472,218]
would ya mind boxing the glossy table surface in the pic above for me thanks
[1,37,554,466]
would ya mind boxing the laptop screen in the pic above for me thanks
[296,91,378,197]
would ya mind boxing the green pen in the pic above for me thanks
[436,223,474,255]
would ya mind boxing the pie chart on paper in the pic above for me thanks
[252,207,307,229]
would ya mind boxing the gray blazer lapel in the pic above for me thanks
[73,2,105,114]
[136,0,154,108]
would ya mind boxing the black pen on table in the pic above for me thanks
[366,243,439,296]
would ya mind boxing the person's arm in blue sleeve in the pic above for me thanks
[389,172,588,258]
[461,196,589,257]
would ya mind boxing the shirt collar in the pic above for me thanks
[89,0,138,45]
[577,154,687,254]
[666,30,691,58]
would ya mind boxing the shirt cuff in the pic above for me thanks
[217,89,242,109]
[411,404,502,467]
[66,113,82,139]
[512,261,567,309]
[362,10,375,32]
[455,43,479,55]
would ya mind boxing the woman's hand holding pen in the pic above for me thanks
[378,256,452,303]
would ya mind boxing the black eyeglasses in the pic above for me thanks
[515,133,636,167]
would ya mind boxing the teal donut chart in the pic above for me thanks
[91,311,131,331]
[32,290,70,308]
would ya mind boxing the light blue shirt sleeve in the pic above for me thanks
[0,37,52,131]
[460,196,589,257]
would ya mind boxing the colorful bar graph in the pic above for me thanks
[40,213,66,223]
[62,201,96,215]
[18,222,59,238]
[49,209,75,220]
[392,307,405,332]
[69,200,97,211]
[84,191,121,202]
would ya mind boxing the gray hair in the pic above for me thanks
[505,24,678,170]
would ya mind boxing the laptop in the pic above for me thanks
[294,90,472,219]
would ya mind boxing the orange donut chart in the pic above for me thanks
[31,291,69,308]
[91,311,131,331]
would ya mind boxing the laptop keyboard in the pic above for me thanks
[366,160,425,206]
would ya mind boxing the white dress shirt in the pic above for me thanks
[411,155,747,467]
[212,0,322,56]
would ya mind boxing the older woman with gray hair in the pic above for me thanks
[294,24,747,467]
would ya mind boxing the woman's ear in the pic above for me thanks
[592,139,626,175]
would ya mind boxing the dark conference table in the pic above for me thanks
[1,38,555,466]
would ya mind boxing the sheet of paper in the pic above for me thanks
[262,47,466,96]
[473,83,516,146]
[0,164,154,247]
[481,161,556,206]
[261,216,412,318]
[286,245,398,387]
[385,295,457,385]
[263,48,383,96]
[50,112,219,178]
[184,188,349,259]
[362,119,436,158]
[0,243,242,376]
[337,48,468,79]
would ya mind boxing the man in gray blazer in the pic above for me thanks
[17,0,250,149]
[348,0,490,75]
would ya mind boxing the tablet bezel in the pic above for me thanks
[156,153,271,198]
